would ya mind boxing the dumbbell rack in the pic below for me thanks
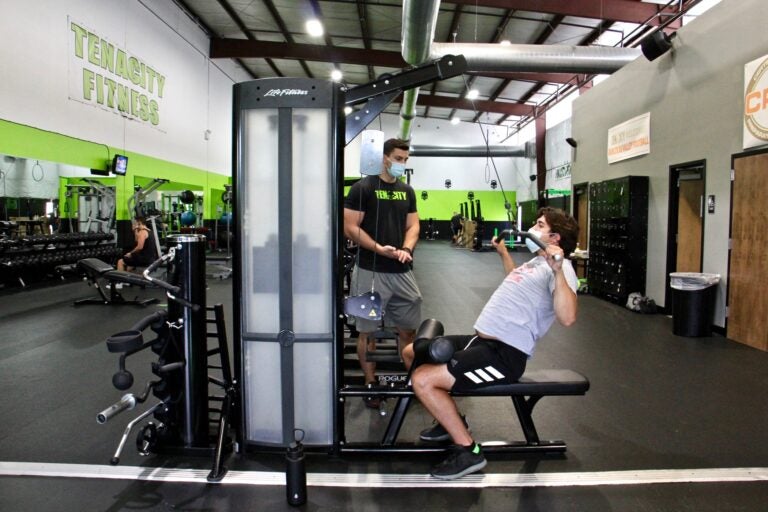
[0,232,120,287]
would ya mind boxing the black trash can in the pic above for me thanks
[670,273,720,337]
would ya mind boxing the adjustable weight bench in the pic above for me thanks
[338,319,590,454]
[340,369,589,454]
[74,258,158,307]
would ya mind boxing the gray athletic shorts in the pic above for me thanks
[349,267,422,332]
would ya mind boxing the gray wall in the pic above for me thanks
[572,0,768,327]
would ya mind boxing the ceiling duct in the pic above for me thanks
[399,0,440,141]
[430,43,641,74]
[399,1,642,139]
[409,145,526,157]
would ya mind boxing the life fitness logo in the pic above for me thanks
[745,56,768,142]
[264,89,308,97]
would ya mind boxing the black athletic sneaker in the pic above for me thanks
[430,444,487,480]
[363,396,381,409]
[419,415,469,442]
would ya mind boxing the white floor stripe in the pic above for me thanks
[1,462,767,489]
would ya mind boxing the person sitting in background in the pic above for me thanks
[117,217,158,271]
[450,211,462,245]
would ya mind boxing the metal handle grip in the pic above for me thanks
[498,228,563,261]
[97,394,136,424]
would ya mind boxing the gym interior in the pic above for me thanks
[1,1,767,510]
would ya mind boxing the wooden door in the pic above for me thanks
[728,152,768,351]
[676,179,703,272]
[576,190,589,251]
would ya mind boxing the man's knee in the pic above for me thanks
[412,365,449,393]
[411,366,429,394]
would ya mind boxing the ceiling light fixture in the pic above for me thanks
[466,89,479,100]
[306,19,324,37]
[344,106,353,115]
[330,69,343,81]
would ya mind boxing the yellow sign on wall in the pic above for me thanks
[744,55,768,150]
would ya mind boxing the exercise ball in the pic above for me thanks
[220,212,232,225]
[180,210,197,226]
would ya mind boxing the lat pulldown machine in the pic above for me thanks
[231,55,468,452]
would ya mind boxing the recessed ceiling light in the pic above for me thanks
[306,19,324,37]
[330,69,343,81]
[466,89,479,100]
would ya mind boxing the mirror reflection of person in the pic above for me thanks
[450,211,462,245]
[403,207,580,480]
[117,216,158,271]
[343,138,422,410]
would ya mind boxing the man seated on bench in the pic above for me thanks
[117,216,158,272]
[403,207,579,480]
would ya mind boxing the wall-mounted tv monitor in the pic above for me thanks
[112,154,128,175]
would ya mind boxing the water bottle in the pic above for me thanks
[286,429,307,506]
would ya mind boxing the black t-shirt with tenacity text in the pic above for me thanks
[344,175,418,273]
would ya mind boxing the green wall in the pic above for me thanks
[0,118,230,220]
[415,190,516,221]
[344,185,516,221]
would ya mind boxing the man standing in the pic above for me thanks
[344,138,422,409]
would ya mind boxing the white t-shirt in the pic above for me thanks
[473,255,579,356]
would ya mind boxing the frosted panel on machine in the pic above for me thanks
[293,342,333,445]
[291,109,332,334]
[244,341,283,443]
[242,109,280,334]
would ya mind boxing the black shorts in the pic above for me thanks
[444,335,527,392]
[123,252,154,267]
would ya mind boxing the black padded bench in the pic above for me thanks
[74,258,158,307]
[339,368,590,454]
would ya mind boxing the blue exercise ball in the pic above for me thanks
[180,210,197,226]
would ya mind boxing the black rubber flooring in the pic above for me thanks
[1,241,767,511]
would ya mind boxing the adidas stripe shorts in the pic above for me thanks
[443,335,528,392]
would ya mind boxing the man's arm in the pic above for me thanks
[392,212,419,264]
[344,208,375,251]
[545,245,577,326]
[127,231,147,256]
[402,212,419,252]
[344,208,399,259]
[491,236,516,274]
[552,269,578,326]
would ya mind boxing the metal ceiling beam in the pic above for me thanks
[262,0,314,78]
[444,0,678,26]
[309,0,341,75]
[494,19,617,126]
[214,0,283,76]
[210,39,407,68]
[472,13,564,123]
[467,71,585,84]
[356,0,375,81]
[426,3,465,118]
[174,0,256,79]
[411,94,535,117]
